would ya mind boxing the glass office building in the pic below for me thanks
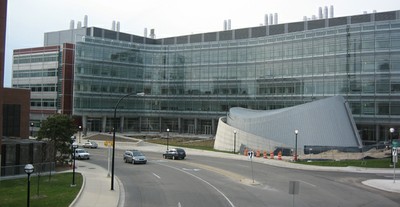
[13,10,400,144]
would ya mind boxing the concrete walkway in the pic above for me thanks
[69,160,124,207]
[71,135,400,207]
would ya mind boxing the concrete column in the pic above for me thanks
[194,118,198,134]
[120,116,125,133]
[82,115,87,136]
[102,116,107,133]
[139,117,142,133]
[212,119,215,134]
[376,125,380,142]
[178,118,181,133]
[159,117,162,132]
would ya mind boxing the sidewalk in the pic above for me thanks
[69,160,124,207]
[71,137,400,207]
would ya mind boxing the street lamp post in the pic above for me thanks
[24,164,34,207]
[390,128,395,164]
[167,128,170,151]
[71,142,77,187]
[111,92,144,191]
[294,130,299,161]
[233,130,237,153]
[78,125,82,143]
[30,122,33,137]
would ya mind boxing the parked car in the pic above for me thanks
[73,148,90,160]
[83,141,98,148]
[123,150,147,164]
[163,148,186,160]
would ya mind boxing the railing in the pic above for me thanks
[0,162,55,178]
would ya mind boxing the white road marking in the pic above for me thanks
[152,172,161,179]
[158,163,235,207]
[299,180,316,187]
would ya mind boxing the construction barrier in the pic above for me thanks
[256,150,260,157]
[263,151,267,159]
[270,152,274,159]
[244,148,248,156]
[278,151,282,160]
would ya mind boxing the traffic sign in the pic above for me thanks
[393,140,399,148]
[248,151,254,159]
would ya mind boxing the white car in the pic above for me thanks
[83,141,98,148]
[73,148,90,160]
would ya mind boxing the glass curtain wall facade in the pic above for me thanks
[73,18,400,143]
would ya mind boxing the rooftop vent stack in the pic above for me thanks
[330,5,334,18]
[318,7,323,19]
[112,21,116,31]
[144,28,148,37]
[228,19,231,30]
[150,29,156,39]
[269,13,273,25]
[117,21,120,32]
[363,11,368,14]
[274,13,278,24]
[373,10,377,13]
[223,20,227,30]
[264,14,269,26]
[324,6,328,19]
[70,20,75,30]
[77,21,82,29]
[84,15,88,27]
[312,15,316,20]
[303,16,308,21]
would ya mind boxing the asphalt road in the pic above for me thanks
[86,148,400,207]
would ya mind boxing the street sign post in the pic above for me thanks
[248,151,254,183]
[393,148,398,183]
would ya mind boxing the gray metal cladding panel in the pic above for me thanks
[375,11,397,21]
[86,28,91,36]
[307,19,326,30]
[329,17,347,27]
[251,26,266,38]
[93,28,103,38]
[119,32,131,42]
[269,24,285,35]
[177,35,189,44]
[288,22,305,33]
[204,32,217,42]
[227,96,360,148]
[190,34,202,43]
[351,14,371,24]
[219,31,233,41]
[163,37,176,45]
[235,28,249,40]
[104,30,117,40]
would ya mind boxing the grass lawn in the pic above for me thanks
[145,137,216,151]
[0,172,82,207]
[297,158,399,168]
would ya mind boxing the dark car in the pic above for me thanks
[163,148,186,160]
[123,150,147,164]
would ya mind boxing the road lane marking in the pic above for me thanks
[158,163,235,207]
[152,172,161,179]
[299,180,316,187]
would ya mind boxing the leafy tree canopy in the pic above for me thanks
[37,114,78,164]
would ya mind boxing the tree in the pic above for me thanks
[37,114,77,165]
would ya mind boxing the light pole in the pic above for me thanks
[24,164,34,207]
[71,142,77,187]
[167,128,170,151]
[111,92,144,190]
[30,122,34,137]
[78,125,82,143]
[390,128,395,164]
[233,130,237,153]
[294,130,299,161]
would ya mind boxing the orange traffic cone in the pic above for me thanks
[263,151,267,159]
[278,151,282,160]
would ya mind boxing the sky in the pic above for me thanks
[3,0,400,87]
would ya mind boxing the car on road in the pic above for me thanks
[73,148,90,160]
[163,148,186,160]
[123,150,147,164]
[83,141,98,148]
